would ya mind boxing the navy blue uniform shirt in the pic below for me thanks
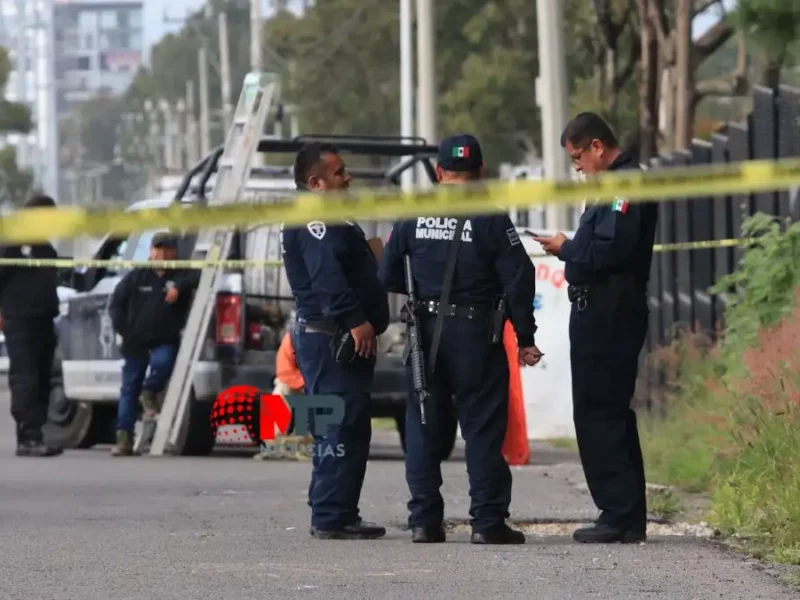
[281,220,390,336]
[378,213,537,347]
[558,152,659,289]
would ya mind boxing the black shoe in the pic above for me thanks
[16,440,63,457]
[310,519,386,540]
[572,524,646,544]
[470,524,526,545]
[411,525,446,543]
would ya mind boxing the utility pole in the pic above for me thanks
[198,47,211,156]
[535,0,571,230]
[159,99,174,173]
[250,0,265,165]
[218,11,233,133]
[250,0,262,70]
[185,80,199,166]
[400,0,415,191]
[416,0,436,189]
[674,0,692,150]
[15,0,28,169]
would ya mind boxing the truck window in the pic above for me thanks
[128,229,167,262]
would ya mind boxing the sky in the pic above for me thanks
[144,0,737,57]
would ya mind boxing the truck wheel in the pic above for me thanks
[395,409,458,462]
[180,398,216,456]
[43,386,115,449]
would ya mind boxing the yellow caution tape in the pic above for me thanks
[0,238,755,270]
[0,157,796,244]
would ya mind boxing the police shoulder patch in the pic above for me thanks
[307,221,326,240]
[506,228,521,246]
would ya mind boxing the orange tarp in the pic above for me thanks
[275,332,305,392]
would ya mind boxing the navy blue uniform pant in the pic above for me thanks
[569,297,648,531]
[5,317,56,444]
[293,326,374,531]
[404,315,511,534]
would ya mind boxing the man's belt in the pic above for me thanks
[414,300,492,320]
[296,318,337,335]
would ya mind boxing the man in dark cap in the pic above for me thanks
[0,194,62,456]
[378,134,542,545]
[534,112,658,544]
[108,232,200,456]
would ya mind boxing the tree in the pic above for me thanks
[734,0,800,89]
[565,0,640,151]
[634,0,746,157]
[0,45,34,205]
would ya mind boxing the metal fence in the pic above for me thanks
[636,83,800,411]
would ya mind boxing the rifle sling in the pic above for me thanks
[428,217,466,374]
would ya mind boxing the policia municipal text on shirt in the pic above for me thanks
[535,112,658,544]
[379,134,543,545]
[0,195,63,457]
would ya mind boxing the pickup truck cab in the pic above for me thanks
[55,135,459,457]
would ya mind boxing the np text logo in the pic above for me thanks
[210,385,345,457]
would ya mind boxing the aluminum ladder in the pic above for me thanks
[142,72,280,456]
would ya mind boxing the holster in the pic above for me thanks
[330,328,357,363]
[488,296,506,345]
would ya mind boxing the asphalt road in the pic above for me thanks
[1,389,797,600]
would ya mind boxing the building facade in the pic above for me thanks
[54,0,144,109]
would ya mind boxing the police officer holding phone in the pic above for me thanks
[281,142,391,540]
[534,113,658,544]
[378,134,542,545]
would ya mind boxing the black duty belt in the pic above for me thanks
[414,300,492,320]
[296,318,337,336]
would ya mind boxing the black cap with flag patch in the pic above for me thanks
[437,134,483,172]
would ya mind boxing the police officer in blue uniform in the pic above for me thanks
[281,142,390,540]
[378,134,543,545]
[534,113,658,544]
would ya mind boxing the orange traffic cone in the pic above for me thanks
[502,320,530,465]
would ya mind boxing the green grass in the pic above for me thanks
[543,437,578,451]
[371,417,398,432]
[646,488,684,521]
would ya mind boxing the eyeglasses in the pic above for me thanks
[569,142,593,164]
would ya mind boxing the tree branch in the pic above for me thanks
[693,0,721,17]
[694,19,734,61]
[614,33,642,90]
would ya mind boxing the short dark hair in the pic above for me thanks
[151,232,179,249]
[293,142,341,188]
[24,194,56,208]
[560,112,618,149]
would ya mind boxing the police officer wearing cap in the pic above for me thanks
[534,112,658,544]
[281,142,390,540]
[379,134,542,545]
[0,194,63,457]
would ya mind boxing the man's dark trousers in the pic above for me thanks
[404,316,511,534]
[569,298,648,532]
[292,327,374,531]
[5,317,56,444]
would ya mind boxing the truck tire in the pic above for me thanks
[180,397,216,456]
[394,407,458,462]
[43,391,115,450]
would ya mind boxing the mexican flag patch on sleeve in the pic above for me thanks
[612,198,629,214]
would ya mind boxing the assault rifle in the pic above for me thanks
[401,254,430,425]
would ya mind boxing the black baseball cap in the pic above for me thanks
[151,232,179,249]
[437,134,483,172]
